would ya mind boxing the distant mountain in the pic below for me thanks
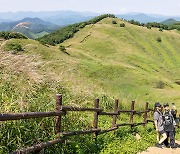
[161,19,178,25]
[117,13,180,23]
[44,15,94,26]
[0,11,180,25]
[0,17,60,39]
[0,11,98,25]
[0,18,12,23]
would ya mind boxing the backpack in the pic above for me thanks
[163,111,176,126]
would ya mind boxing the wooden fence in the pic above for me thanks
[0,94,155,154]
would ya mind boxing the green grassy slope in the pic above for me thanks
[62,18,180,105]
[1,17,180,107]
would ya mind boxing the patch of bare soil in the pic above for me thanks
[139,141,180,154]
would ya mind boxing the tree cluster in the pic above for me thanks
[128,20,180,31]
[0,31,27,40]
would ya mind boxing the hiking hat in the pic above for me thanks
[163,103,169,107]
[154,102,161,107]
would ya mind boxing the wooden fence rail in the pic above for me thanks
[0,94,156,154]
[0,111,66,121]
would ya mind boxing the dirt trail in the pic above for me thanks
[139,141,180,154]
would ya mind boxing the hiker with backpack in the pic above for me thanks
[154,102,167,148]
[163,103,177,148]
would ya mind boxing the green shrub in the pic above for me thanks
[112,20,117,24]
[120,23,125,27]
[156,81,165,89]
[5,42,23,54]
[159,28,163,32]
[39,39,47,45]
[156,37,162,42]
[59,45,66,52]
[147,26,152,29]
[129,20,141,26]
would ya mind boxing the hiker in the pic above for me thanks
[171,103,179,126]
[163,103,177,148]
[154,102,167,148]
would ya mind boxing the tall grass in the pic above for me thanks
[0,70,157,154]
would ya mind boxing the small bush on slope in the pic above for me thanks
[4,42,23,54]
[120,23,125,27]
[112,20,117,24]
[156,37,162,42]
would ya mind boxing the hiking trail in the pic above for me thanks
[139,140,180,154]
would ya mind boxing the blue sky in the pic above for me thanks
[0,0,180,16]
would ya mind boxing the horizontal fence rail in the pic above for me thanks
[57,129,101,137]
[0,111,66,121]
[12,138,67,154]
[0,94,168,154]
[62,106,103,112]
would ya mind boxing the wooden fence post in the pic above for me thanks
[130,101,135,128]
[93,98,99,138]
[112,99,119,127]
[55,94,62,134]
[144,102,149,126]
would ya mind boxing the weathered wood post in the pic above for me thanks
[143,102,149,126]
[93,98,99,139]
[55,94,62,134]
[130,101,135,128]
[179,114,180,128]
[112,99,119,127]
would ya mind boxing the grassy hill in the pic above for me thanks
[0,16,180,153]
[62,18,180,104]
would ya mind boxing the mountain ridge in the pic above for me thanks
[0,17,60,39]
[0,11,179,25]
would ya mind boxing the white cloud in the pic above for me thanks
[178,4,180,7]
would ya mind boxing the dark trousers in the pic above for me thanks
[164,131,175,146]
